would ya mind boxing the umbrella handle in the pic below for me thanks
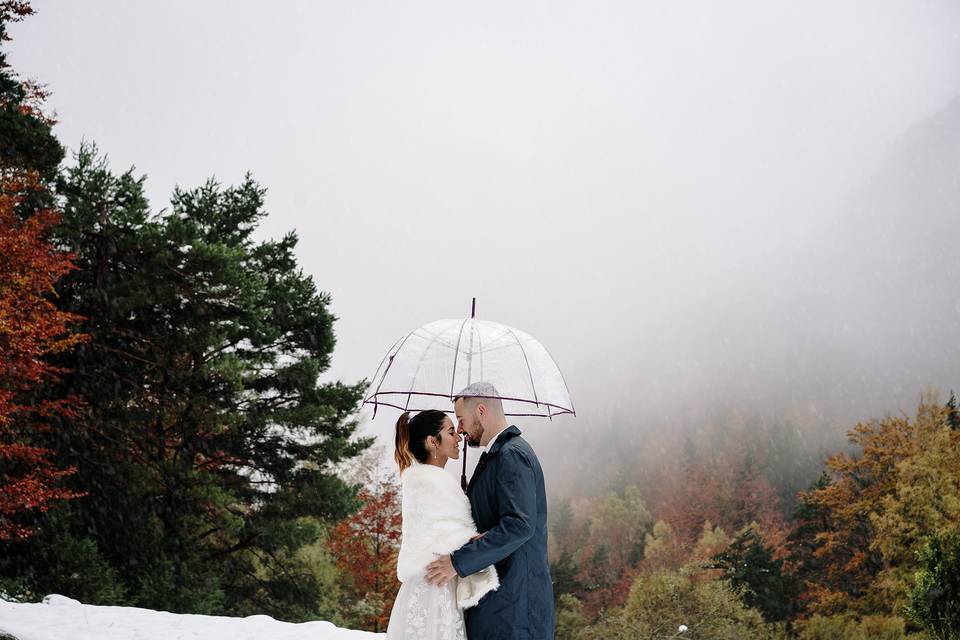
[461,436,468,492]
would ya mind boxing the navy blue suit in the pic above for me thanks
[451,426,554,640]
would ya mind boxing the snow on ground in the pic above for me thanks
[0,595,384,640]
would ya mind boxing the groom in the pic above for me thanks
[425,382,554,639]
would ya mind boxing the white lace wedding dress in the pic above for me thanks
[384,576,466,640]
[385,463,498,640]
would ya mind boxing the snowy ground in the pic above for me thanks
[0,595,384,640]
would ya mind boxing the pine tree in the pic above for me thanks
[0,2,64,184]
[8,146,371,618]
[711,525,798,622]
[906,532,960,639]
[785,472,834,612]
[946,391,960,431]
[550,550,582,601]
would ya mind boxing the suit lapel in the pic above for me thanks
[466,451,488,494]
[466,426,522,494]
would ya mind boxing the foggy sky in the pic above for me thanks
[10,1,960,490]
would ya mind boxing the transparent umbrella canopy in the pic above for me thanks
[363,300,576,489]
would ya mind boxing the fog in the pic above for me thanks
[10,0,960,493]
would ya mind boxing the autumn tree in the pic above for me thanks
[569,486,653,616]
[790,416,910,611]
[589,486,653,569]
[650,416,789,549]
[327,477,402,632]
[788,394,960,615]
[690,520,732,567]
[797,613,918,640]
[641,519,686,571]
[579,568,771,640]
[0,176,85,540]
[0,3,82,543]
[869,400,960,611]
[554,593,588,640]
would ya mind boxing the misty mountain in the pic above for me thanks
[540,94,960,500]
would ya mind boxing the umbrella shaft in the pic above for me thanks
[461,437,468,492]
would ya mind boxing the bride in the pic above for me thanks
[386,410,499,640]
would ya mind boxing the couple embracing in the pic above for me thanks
[385,382,553,640]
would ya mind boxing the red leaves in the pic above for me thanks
[0,174,87,539]
[327,480,402,632]
[0,444,83,533]
[0,1,33,42]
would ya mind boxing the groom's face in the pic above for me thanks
[454,398,483,447]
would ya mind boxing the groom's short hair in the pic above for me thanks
[454,382,504,414]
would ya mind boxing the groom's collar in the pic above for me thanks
[482,425,521,456]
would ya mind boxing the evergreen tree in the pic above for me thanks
[550,549,582,601]
[785,472,834,611]
[906,533,960,639]
[5,145,369,619]
[549,497,575,550]
[946,391,960,431]
[0,2,64,183]
[712,526,798,622]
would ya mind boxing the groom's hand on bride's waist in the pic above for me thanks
[425,555,457,587]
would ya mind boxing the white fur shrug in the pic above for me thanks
[397,463,499,609]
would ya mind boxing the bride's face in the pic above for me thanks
[432,417,461,461]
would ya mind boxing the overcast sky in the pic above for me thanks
[10,1,960,485]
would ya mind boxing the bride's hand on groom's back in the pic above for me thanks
[469,532,487,542]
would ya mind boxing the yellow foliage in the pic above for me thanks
[643,520,684,570]
[691,519,731,564]
[798,392,960,616]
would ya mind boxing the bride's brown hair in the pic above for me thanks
[395,410,448,472]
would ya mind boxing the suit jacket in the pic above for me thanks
[451,426,554,640]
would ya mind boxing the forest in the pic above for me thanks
[2,3,959,638]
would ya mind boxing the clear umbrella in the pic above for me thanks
[364,299,575,488]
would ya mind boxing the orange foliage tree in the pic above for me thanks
[651,445,786,551]
[788,395,960,615]
[327,477,402,632]
[0,175,86,540]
